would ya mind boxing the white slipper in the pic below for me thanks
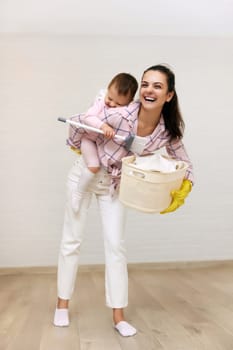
[53,308,69,327]
[115,321,137,337]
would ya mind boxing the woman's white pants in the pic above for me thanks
[57,157,128,308]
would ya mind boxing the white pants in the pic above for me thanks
[57,156,128,308]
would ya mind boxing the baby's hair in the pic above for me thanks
[108,73,138,100]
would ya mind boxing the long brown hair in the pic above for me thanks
[143,65,185,139]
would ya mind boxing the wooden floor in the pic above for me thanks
[1,262,233,350]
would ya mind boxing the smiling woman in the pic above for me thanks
[54,64,194,337]
[138,65,184,139]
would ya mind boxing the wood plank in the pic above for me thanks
[75,271,122,350]
[1,264,233,349]
[142,268,233,349]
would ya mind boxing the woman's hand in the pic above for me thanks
[101,123,115,138]
[160,179,192,214]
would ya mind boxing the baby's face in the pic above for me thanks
[105,84,131,108]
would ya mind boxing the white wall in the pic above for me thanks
[0,34,233,267]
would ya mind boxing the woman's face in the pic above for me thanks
[139,70,174,111]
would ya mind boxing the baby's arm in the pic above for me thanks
[80,99,105,129]
[80,94,115,138]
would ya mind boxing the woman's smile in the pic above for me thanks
[144,96,156,102]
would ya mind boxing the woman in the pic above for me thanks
[54,65,194,337]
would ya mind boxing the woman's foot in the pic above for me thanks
[53,308,69,327]
[115,321,137,337]
[53,298,70,327]
[113,308,137,337]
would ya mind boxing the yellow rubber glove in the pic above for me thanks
[70,146,82,155]
[160,179,192,214]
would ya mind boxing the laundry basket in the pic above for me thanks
[119,155,188,213]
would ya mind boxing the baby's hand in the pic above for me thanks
[101,123,115,138]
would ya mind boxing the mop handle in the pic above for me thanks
[58,117,125,141]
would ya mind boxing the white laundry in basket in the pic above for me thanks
[131,154,181,173]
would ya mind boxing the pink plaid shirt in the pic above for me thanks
[67,101,194,188]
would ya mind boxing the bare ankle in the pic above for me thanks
[57,298,69,309]
[113,308,125,325]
